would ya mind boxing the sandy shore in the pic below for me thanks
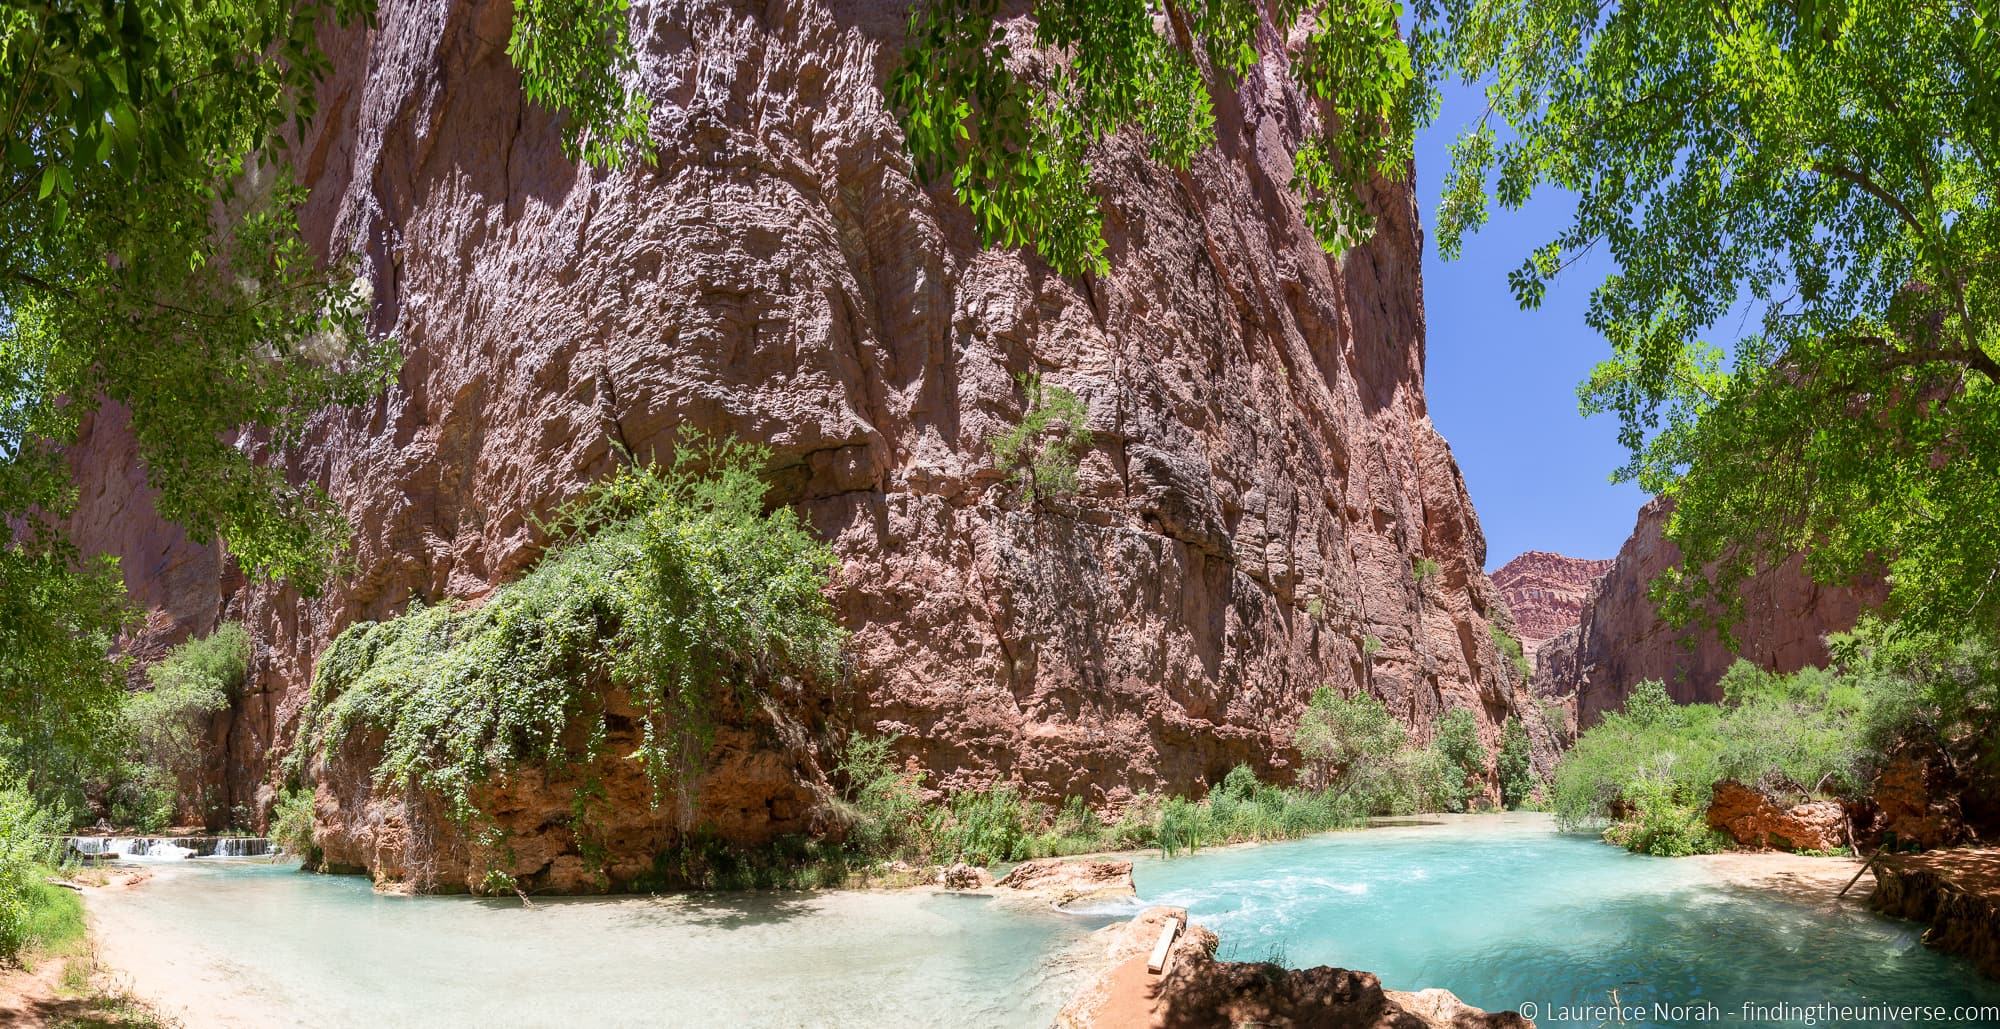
[1689,849,1872,908]
[81,873,295,1028]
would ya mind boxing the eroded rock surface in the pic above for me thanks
[1489,551,1610,660]
[67,0,1549,885]
[1870,849,2000,979]
[1704,780,1848,853]
[996,857,1136,907]
[1533,497,1886,726]
[1058,906,1533,1028]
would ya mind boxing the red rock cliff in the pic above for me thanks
[1532,497,1885,727]
[1489,551,1610,659]
[68,0,1547,882]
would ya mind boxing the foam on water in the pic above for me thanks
[65,836,272,860]
[1135,813,2000,1027]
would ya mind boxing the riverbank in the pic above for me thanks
[1870,847,2000,978]
[0,870,167,1029]
[58,815,1983,1028]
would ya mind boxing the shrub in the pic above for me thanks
[1497,715,1533,808]
[1294,687,1405,811]
[1402,745,1460,813]
[926,786,1039,866]
[269,788,318,865]
[1,771,63,963]
[1711,662,1869,799]
[823,754,1364,870]
[291,435,845,826]
[1411,556,1441,584]
[1601,776,1728,857]
[833,734,926,858]
[1432,707,1486,810]
[989,373,1089,502]
[1488,623,1531,680]
[104,768,174,833]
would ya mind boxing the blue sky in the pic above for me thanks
[1411,81,1648,569]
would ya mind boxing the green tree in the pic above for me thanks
[1,1,649,806]
[122,623,251,826]
[889,0,1428,276]
[1431,706,1483,811]
[1294,686,1406,808]
[1496,714,1532,808]
[1419,0,2000,642]
[1488,623,1529,681]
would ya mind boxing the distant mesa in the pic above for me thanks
[1490,550,1613,659]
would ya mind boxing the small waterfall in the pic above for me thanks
[209,837,272,857]
[64,836,272,860]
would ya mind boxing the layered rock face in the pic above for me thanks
[1533,498,1886,726]
[71,0,1546,883]
[1489,550,1610,659]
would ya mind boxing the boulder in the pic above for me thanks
[1705,780,1848,852]
[940,862,991,891]
[995,858,1136,907]
[1059,906,1533,1028]
[1863,748,1970,850]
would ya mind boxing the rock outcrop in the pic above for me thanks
[1058,906,1533,1028]
[995,857,1136,907]
[1532,497,1886,726]
[1703,780,1848,853]
[1489,551,1610,659]
[66,0,1549,885]
[1869,849,2000,979]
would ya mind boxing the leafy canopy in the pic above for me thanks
[1418,0,2000,640]
[0,0,651,799]
[889,0,1426,275]
[1294,686,1405,800]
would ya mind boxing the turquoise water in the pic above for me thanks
[91,861,1105,1027]
[92,817,2000,1027]
[1137,814,2000,1027]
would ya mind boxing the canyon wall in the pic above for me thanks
[72,0,1547,884]
[1489,550,1610,659]
[1533,497,1886,727]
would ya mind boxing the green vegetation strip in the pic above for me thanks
[291,438,845,825]
[1553,620,1999,856]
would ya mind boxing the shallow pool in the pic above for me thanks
[1136,813,2000,1027]
[89,816,2000,1028]
[89,861,1106,1028]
